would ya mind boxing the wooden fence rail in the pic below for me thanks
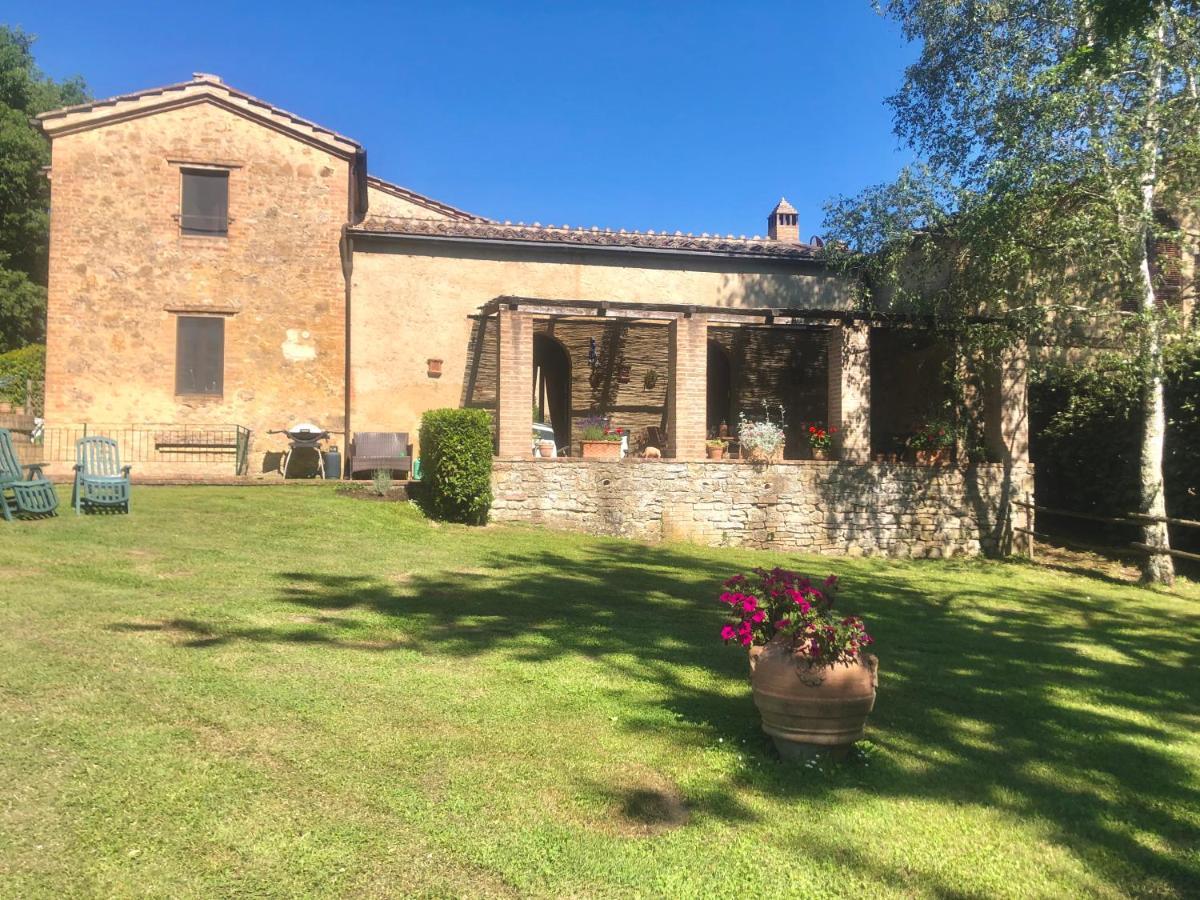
[1012,495,1200,563]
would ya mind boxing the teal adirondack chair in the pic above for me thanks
[0,428,58,521]
[73,436,132,515]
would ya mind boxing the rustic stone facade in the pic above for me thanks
[39,77,361,476]
[35,74,1032,511]
[492,459,1033,558]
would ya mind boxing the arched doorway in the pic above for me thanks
[534,333,572,450]
[707,340,732,438]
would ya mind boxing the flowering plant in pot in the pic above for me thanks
[738,402,786,463]
[578,415,623,459]
[718,567,877,760]
[705,439,726,460]
[806,423,837,460]
[908,418,958,465]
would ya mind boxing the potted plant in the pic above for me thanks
[578,415,623,459]
[908,418,958,465]
[738,403,786,464]
[705,439,726,460]
[806,423,837,461]
[719,567,877,761]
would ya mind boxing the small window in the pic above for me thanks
[180,169,229,236]
[176,316,224,395]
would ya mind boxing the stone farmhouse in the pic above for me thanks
[36,73,1031,557]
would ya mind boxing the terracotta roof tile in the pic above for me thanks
[350,216,822,260]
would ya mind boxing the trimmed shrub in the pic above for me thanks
[418,408,494,524]
[0,344,45,413]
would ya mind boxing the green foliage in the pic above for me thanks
[0,342,44,411]
[418,408,493,524]
[1031,340,1200,548]
[371,467,393,497]
[0,27,88,352]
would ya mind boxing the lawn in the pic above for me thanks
[2,486,1198,898]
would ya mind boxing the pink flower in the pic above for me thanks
[751,610,766,623]
[720,625,736,641]
[774,618,790,630]
[740,597,758,614]
[741,634,754,646]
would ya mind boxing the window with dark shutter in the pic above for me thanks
[180,169,229,236]
[175,316,225,395]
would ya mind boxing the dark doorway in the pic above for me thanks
[707,340,732,438]
[534,333,572,450]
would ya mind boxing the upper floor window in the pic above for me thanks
[176,315,224,395]
[180,168,229,236]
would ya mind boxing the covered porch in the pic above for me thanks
[474,296,1029,468]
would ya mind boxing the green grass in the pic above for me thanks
[2,486,1199,898]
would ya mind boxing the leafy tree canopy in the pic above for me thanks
[823,1,1200,582]
[0,26,87,353]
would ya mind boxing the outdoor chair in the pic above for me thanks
[73,435,132,515]
[349,432,412,478]
[0,428,58,521]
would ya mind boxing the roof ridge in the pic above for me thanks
[358,215,789,245]
[351,216,822,260]
[36,76,362,149]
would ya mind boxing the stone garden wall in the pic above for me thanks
[491,459,1033,558]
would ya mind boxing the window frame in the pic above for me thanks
[174,315,226,397]
[178,166,231,237]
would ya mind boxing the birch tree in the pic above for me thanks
[825,1,1200,583]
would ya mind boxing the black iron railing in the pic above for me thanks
[33,423,252,475]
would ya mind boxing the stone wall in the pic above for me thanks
[491,459,1033,558]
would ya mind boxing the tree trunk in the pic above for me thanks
[1135,20,1174,586]
[1136,293,1174,585]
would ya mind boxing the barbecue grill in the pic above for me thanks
[271,422,332,479]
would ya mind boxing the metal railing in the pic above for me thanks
[31,423,252,475]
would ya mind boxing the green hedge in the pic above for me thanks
[418,408,494,524]
[1030,339,1200,555]
[0,344,45,413]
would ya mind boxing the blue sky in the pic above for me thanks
[10,1,917,239]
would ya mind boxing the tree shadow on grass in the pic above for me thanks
[117,541,1200,894]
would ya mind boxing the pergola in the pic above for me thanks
[477,295,1029,465]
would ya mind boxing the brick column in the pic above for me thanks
[997,339,1029,466]
[827,322,871,463]
[496,308,534,459]
[666,314,708,460]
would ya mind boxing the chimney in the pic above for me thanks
[767,198,799,243]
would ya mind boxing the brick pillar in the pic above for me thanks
[496,308,534,459]
[997,339,1029,466]
[827,322,871,463]
[667,314,708,459]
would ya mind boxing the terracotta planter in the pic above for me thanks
[581,439,621,460]
[705,444,725,460]
[538,440,556,458]
[915,449,950,466]
[811,448,833,461]
[742,445,781,464]
[750,639,878,761]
